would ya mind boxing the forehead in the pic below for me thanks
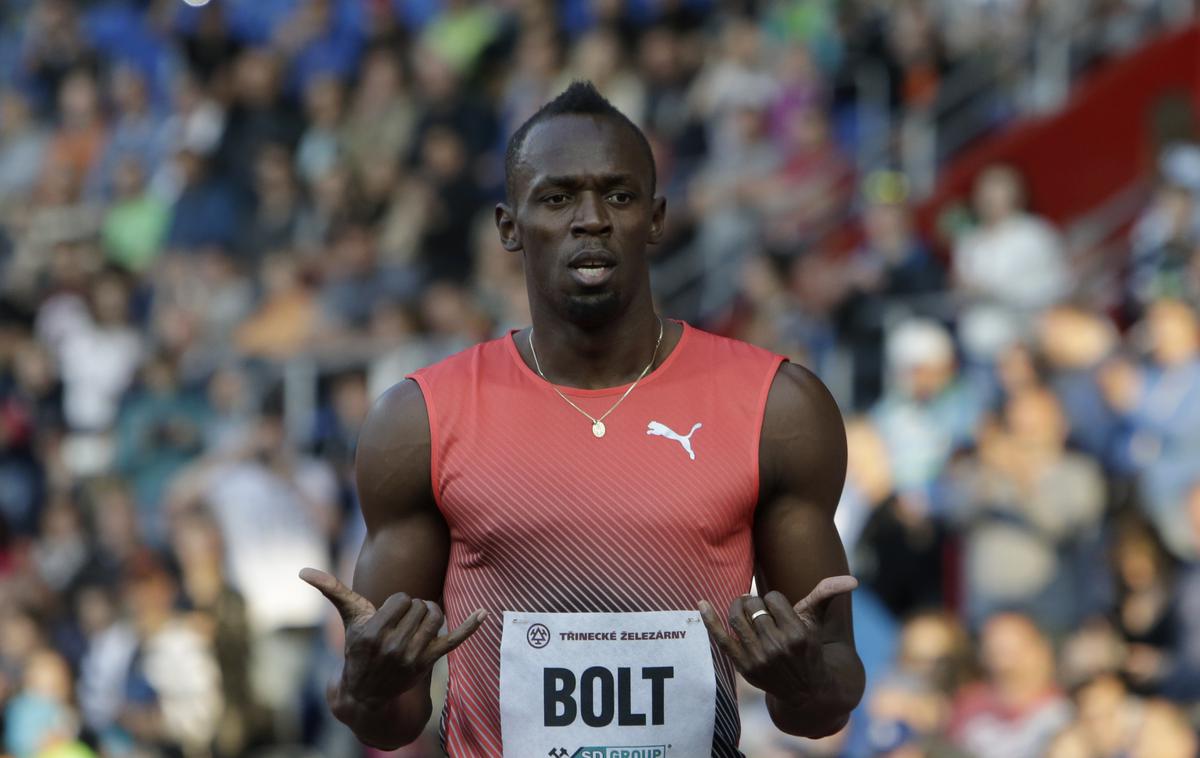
[515,114,650,193]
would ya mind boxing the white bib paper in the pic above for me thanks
[500,610,716,758]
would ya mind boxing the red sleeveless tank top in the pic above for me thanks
[408,321,785,757]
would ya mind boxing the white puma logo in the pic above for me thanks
[646,421,703,460]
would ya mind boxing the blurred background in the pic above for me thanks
[0,0,1199,756]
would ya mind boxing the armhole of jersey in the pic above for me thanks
[406,373,445,513]
[751,356,789,508]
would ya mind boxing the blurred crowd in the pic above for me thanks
[0,0,1199,757]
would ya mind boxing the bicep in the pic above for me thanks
[350,379,449,609]
[755,363,854,643]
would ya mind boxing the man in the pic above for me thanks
[300,81,864,756]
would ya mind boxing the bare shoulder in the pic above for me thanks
[355,379,436,530]
[759,362,847,511]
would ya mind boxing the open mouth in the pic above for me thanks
[568,250,617,287]
[570,263,615,286]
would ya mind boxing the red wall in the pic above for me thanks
[916,24,1200,238]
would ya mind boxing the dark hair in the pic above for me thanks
[504,80,656,202]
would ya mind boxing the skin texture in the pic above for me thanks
[301,112,863,748]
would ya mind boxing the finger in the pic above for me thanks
[698,600,747,669]
[299,567,375,624]
[793,575,858,619]
[405,601,447,660]
[428,608,489,659]
[374,594,426,646]
[362,592,415,638]
[741,594,783,640]
[727,596,765,659]
[763,591,803,635]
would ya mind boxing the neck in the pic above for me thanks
[526,301,666,389]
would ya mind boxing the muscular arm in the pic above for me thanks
[328,379,450,748]
[755,362,865,737]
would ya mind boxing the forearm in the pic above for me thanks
[330,675,434,749]
[765,642,865,738]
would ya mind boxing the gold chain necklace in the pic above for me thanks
[528,317,664,438]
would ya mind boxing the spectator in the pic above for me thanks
[872,318,985,498]
[101,157,169,273]
[114,353,209,542]
[1057,674,1144,758]
[151,70,225,201]
[317,224,420,339]
[214,48,302,196]
[17,0,97,119]
[843,418,946,619]
[860,612,974,758]
[340,48,416,179]
[73,582,133,754]
[200,364,255,457]
[687,100,782,319]
[44,69,106,184]
[51,270,141,436]
[1102,299,1200,558]
[86,64,167,201]
[419,0,502,77]
[560,28,645,125]
[1120,483,1200,701]
[415,125,482,284]
[81,478,142,588]
[0,90,49,210]
[5,162,102,308]
[241,141,306,262]
[295,72,345,185]
[0,334,54,537]
[1037,304,1122,467]
[272,0,363,96]
[117,551,223,757]
[163,149,239,255]
[953,164,1070,358]
[30,492,89,596]
[948,613,1071,758]
[166,400,336,743]
[1129,180,1199,313]
[499,24,564,142]
[837,173,947,408]
[4,648,89,758]
[234,252,319,360]
[169,510,265,756]
[946,386,1109,632]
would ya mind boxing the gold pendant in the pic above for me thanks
[592,420,606,438]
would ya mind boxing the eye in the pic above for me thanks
[608,192,634,205]
[543,193,570,206]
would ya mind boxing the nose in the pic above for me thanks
[570,191,611,238]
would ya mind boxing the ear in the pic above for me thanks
[647,196,667,245]
[495,203,522,252]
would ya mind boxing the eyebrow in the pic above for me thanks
[528,173,641,194]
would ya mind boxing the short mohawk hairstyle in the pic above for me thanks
[504,80,657,202]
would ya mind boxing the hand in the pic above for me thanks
[1099,358,1140,411]
[698,576,857,703]
[300,568,486,708]
[1123,643,1165,685]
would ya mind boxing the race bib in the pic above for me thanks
[500,611,716,758]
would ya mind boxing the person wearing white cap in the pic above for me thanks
[872,318,986,499]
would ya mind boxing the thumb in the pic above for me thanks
[793,575,858,619]
[299,567,375,625]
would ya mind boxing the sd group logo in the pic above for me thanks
[549,747,668,758]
